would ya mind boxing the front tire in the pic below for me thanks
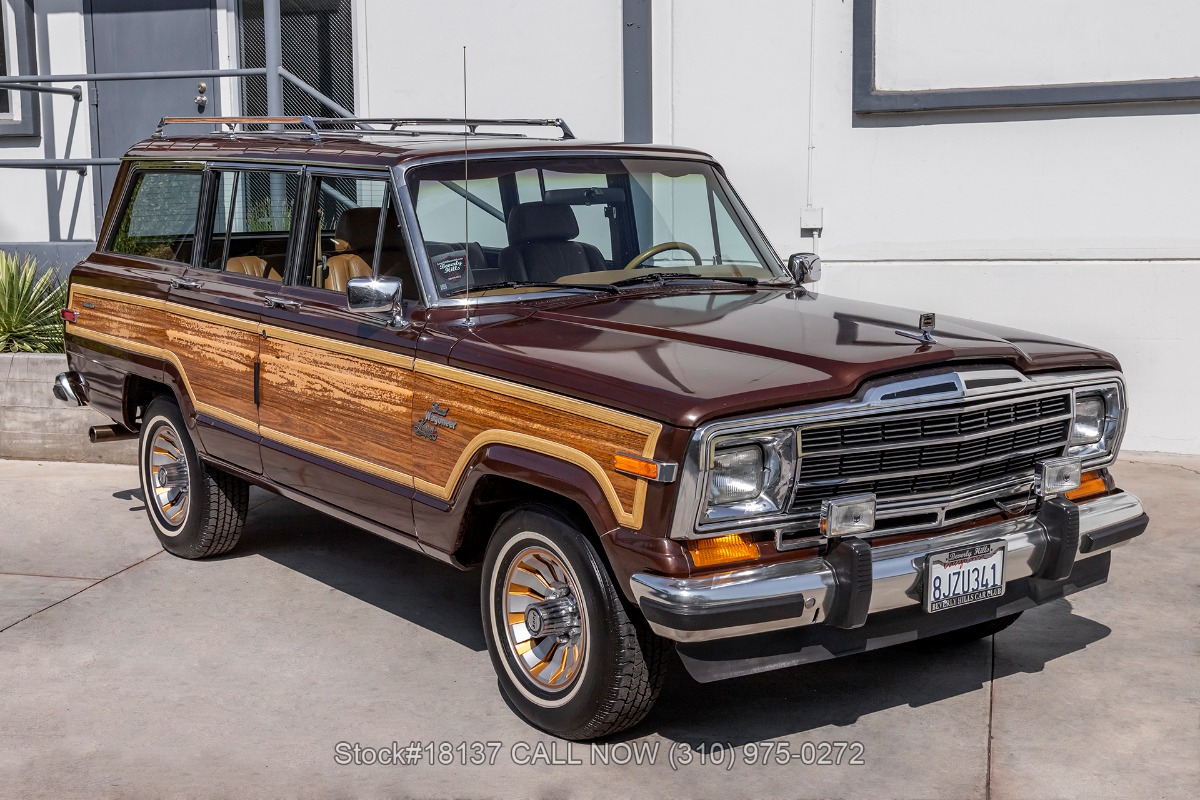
[138,396,248,559]
[481,505,668,740]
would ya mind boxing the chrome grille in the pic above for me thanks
[791,392,1071,516]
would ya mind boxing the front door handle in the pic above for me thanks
[263,295,302,311]
[170,277,203,290]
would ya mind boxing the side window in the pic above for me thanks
[202,169,299,282]
[296,175,418,300]
[108,171,203,263]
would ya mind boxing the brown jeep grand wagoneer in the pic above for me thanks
[54,116,1148,739]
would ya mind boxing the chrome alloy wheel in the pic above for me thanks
[149,424,190,531]
[502,546,587,692]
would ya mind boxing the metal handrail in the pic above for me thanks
[0,68,267,85]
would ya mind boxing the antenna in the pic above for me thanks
[462,45,473,328]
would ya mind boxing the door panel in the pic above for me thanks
[168,270,269,473]
[258,288,420,534]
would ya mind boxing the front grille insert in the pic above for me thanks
[790,391,1071,519]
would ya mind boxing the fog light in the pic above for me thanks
[820,493,877,538]
[1035,457,1082,497]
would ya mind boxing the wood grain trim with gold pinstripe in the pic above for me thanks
[66,284,663,529]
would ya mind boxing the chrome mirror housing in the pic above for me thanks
[347,276,402,313]
[787,252,822,285]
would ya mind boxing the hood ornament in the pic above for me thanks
[896,312,938,345]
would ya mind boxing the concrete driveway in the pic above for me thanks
[0,455,1195,799]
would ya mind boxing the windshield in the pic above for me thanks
[406,157,782,298]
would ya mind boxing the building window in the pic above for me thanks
[0,0,39,137]
[238,0,355,118]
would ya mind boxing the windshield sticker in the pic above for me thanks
[432,251,466,289]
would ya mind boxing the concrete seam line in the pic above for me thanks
[985,636,996,800]
[0,570,100,581]
[0,550,164,635]
[1124,460,1200,478]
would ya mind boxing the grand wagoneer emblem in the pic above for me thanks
[413,402,458,441]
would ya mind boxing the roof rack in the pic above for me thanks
[153,115,574,141]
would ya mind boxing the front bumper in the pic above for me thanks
[630,492,1147,645]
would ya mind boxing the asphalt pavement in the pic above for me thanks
[0,454,1196,799]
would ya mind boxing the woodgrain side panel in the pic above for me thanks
[412,364,662,529]
[259,334,415,482]
[66,285,663,530]
[68,286,260,431]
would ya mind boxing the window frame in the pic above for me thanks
[290,166,423,303]
[195,161,306,278]
[100,162,207,266]
[0,0,40,137]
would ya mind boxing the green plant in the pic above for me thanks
[0,251,67,353]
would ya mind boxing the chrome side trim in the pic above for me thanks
[633,491,1143,643]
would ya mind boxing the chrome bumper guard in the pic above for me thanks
[631,492,1147,643]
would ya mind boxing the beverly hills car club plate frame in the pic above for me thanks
[924,540,1006,613]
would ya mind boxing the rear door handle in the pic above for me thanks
[263,295,301,311]
[170,277,204,290]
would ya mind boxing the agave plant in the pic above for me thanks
[0,251,67,353]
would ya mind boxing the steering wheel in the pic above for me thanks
[623,241,703,270]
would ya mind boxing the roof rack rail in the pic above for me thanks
[153,115,574,141]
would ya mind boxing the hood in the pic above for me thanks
[444,287,1120,428]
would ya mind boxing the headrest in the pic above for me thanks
[335,206,383,251]
[506,202,579,245]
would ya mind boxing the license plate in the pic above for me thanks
[924,541,1006,613]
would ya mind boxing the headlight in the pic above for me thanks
[701,429,796,527]
[1067,384,1125,466]
[1070,397,1104,445]
[708,445,763,505]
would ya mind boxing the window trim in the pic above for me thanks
[292,167,416,299]
[100,164,207,265]
[194,162,306,278]
[0,0,39,137]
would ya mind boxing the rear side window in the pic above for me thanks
[202,169,300,282]
[108,171,203,263]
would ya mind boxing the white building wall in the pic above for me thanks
[359,0,624,141]
[0,1,95,245]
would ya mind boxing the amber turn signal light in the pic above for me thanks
[1065,470,1110,502]
[687,533,759,568]
[614,452,660,480]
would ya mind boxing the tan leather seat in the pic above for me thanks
[226,255,267,277]
[325,253,372,293]
[323,207,381,292]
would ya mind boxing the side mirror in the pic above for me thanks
[347,276,405,326]
[787,253,821,285]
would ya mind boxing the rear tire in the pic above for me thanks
[481,505,669,740]
[138,396,248,559]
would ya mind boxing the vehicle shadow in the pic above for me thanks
[214,488,1110,743]
[230,488,486,652]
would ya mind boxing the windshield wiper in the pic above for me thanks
[610,272,759,288]
[442,280,619,297]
